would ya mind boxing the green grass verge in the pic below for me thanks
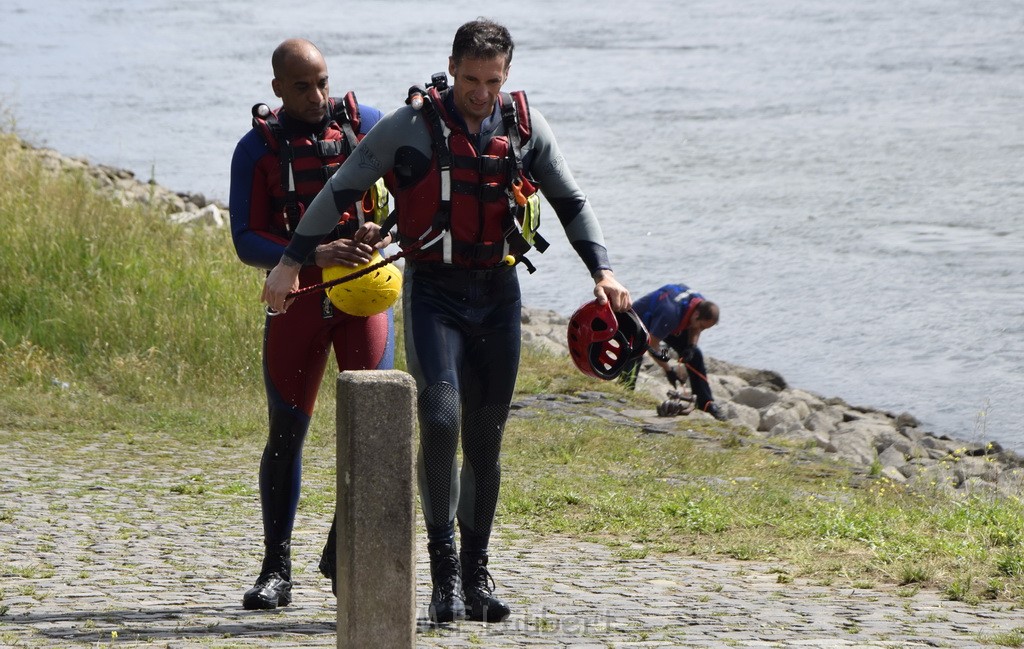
[2,131,1024,605]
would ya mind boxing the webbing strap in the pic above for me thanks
[280,141,301,233]
[500,92,525,177]
[422,90,455,264]
[340,122,360,155]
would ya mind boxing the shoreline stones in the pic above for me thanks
[21,142,226,226]
[520,307,1024,498]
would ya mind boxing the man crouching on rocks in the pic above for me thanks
[620,283,726,421]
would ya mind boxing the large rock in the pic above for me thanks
[732,386,780,410]
[759,402,806,433]
[724,401,760,432]
[804,408,844,433]
[877,444,907,469]
[830,423,882,466]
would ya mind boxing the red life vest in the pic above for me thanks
[673,296,706,336]
[392,87,548,268]
[250,91,366,239]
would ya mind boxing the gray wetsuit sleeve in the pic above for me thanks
[524,108,611,274]
[281,106,430,264]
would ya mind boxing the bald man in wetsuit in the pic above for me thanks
[229,38,393,610]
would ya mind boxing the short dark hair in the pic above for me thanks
[696,300,719,323]
[451,19,514,66]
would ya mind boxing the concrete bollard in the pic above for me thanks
[335,370,416,649]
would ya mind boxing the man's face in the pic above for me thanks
[272,51,329,124]
[448,54,509,126]
[693,307,720,334]
[693,317,717,334]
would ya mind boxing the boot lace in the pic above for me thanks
[432,552,462,599]
[464,562,497,599]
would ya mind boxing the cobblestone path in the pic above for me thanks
[2,428,1021,648]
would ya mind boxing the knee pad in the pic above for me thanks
[458,404,510,539]
[461,404,510,469]
[418,382,460,440]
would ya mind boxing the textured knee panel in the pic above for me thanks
[458,404,510,544]
[417,382,461,530]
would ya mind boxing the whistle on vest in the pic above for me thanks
[407,87,425,110]
[406,72,449,111]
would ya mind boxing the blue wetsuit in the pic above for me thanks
[632,284,715,409]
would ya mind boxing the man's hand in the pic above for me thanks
[261,257,301,314]
[593,269,631,312]
[353,222,392,249]
[313,238,374,268]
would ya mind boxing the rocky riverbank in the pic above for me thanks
[520,308,1024,499]
[25,140,1024,498]
[23,141,227,227]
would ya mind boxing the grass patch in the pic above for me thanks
[980,627,1024,647]
[499,405,1024,603]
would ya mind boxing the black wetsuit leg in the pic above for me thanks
[664,334,714,409]
[403,262,521,553]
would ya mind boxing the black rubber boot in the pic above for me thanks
[318,515,337,595]
[461,551,511,623]
[428,542,466,623]
[242,540,293,610]
[704,402,728,421]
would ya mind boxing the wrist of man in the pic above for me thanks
[592,268,614,282]
[280,253,303,268]
[283,232,320,266]
[304,247,322,268]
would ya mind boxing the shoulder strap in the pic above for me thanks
[498,90,550,261]
[499,92,525,177]
[330,91,362,152]
[422,88,453,160]
[418,88,457,261]
[251,103,283,153]
[250,103,301,233]
[509,90,531,143]
[500,90,538,194]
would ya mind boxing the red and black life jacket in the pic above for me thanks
[250,91,367,239]
[391,86,549,269]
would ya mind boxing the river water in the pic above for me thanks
[2,0,1022,448]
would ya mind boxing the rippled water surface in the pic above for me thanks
[2,0,1021,447]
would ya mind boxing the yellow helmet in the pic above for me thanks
[322,252,402,317]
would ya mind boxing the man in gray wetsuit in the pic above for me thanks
[262,19,631,623]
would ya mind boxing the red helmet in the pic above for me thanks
[567,301,650,380]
